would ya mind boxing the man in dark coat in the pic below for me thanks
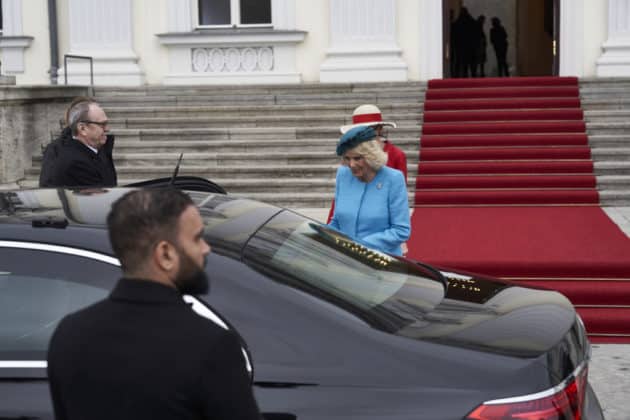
[47,188,262,420]
[39,98,117,188]
[453,7,479,77]
[490,17,510,77]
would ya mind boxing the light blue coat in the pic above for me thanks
[329,166,410,255]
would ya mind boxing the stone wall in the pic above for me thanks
[0,85,88,185]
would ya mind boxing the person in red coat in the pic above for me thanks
[327,105,409,255]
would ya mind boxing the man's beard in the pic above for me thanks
[173,247,209,295]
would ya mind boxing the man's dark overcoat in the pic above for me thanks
[47,278,261,420]
[39,127,118,188]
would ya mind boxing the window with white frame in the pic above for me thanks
[198,0,271,27]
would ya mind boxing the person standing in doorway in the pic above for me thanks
[490,17,510,77]
[454,7,478,77]
[475,15,488,77]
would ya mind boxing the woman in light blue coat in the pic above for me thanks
[328,125,410,256]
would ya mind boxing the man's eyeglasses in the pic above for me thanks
[80,120,109,129]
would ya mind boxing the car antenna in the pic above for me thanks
[169,153,184,186]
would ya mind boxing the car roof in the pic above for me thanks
[0,188,283,256]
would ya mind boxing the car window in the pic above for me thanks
[0,244,121,361]
[242,211,446,333]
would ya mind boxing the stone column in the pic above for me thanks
[0,0,33,74]
[60,0,144,85]
[167,0,193,32]
[319,0,407,83]
[597,0,630,76]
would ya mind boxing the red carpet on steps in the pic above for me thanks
[409,76,630,343]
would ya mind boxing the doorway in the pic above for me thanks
[443,0,559,77]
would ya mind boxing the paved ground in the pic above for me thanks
[590,344,630,420]
[594,207,630,420]
[300,206,630,419]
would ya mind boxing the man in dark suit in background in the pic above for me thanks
[490,17,510,77]
[47,188,262,420]
[39,97,117,188]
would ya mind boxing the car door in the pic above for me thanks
[0,241,122,420]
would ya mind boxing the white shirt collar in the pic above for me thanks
[73,137,98,154]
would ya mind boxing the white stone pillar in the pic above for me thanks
[559,0,584,77]
[61,0,144,85]
[272,0,297,30]
[418,0,443,80]
[167,0,193,32]
[597,0,630,77]
[0,0,33,74]
[319,0,407,83]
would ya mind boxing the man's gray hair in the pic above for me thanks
[67,99,99,136]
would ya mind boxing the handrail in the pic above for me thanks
[63,54,94,94]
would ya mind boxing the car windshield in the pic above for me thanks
[242,210,446,333]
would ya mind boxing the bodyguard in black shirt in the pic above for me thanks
[47,189,262,420]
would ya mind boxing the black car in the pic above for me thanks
[0,187,604,420]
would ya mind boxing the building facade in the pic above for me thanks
[1,0,629,86]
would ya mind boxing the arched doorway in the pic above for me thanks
[443,0,559,77]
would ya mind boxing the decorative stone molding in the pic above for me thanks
[0,0,33,74]
[192,47,273,73]
[157,29,305,84]
[0,36,34,73]
[191,47,274,73]
[320,0,407,83]
[59,0,145,85]
[597,0,630,77]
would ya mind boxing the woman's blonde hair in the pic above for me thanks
[351,139,387,170]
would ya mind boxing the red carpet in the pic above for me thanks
[410,76,630,343]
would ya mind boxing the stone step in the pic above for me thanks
[587,122,630,135]
[103,138,421,154]
[104,126,422,141]
[588,135,630,148]
[107,113,423,129]
[94,81,427,96]
[579,78,630,97]
[97,90,426,107]
[581,98,630,110]
[599,190,630,206]
[29,151,422,168]
[584,110,630,122]
[26,164,341,179]
[105,103,424,119]
[595,162,630,175]
[597,175,630,189]
[227,191,416,209]
[592,148,630,160]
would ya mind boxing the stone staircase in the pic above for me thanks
[581,78,630,206]
[22,79,630,208]
[24,83,425,208]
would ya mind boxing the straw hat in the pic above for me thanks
[339,104,397,134]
